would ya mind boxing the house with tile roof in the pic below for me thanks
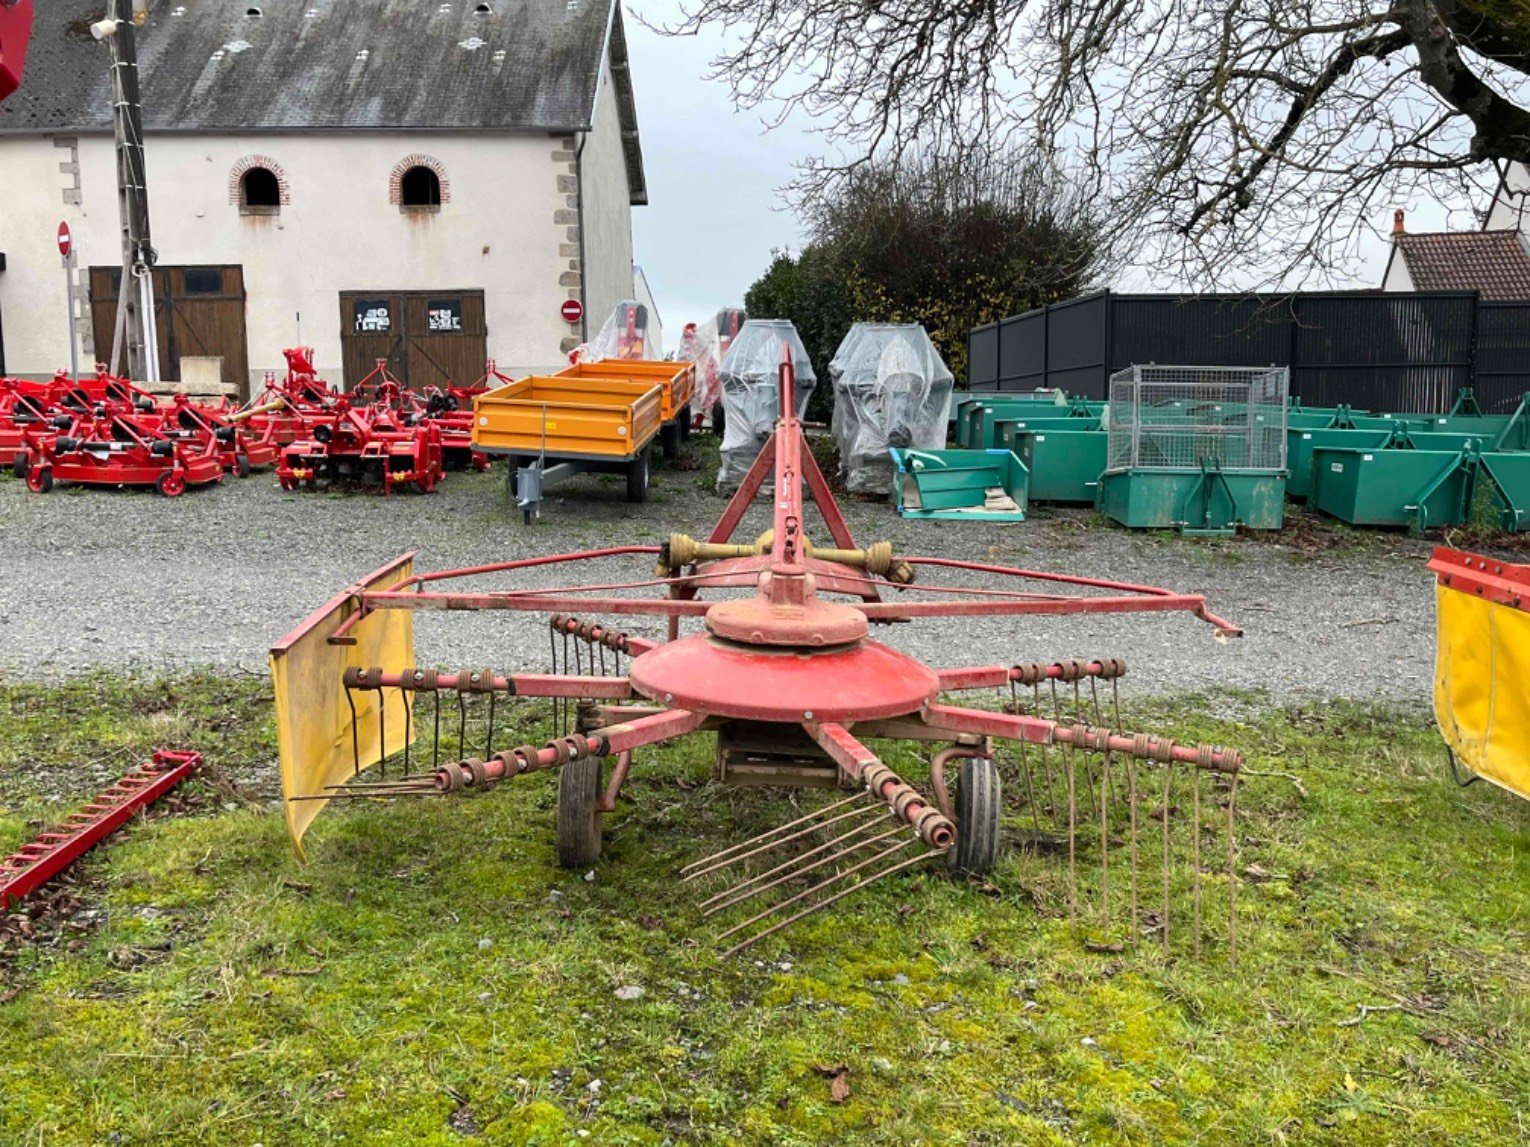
[0,0,647,394]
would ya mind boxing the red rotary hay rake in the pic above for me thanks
[274,351,1246,957]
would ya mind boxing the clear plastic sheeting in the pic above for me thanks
[829,323,954,494]
[716,320,817,492]
[571,300,652,364]
[676,307,747,424]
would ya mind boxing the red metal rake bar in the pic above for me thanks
[1,749,202,911]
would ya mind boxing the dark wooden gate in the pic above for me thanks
[338,289,487,391]
[88,265,249,398]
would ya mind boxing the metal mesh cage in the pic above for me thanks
[1106,365,1289,473]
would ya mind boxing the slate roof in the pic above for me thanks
[1392,229,1530,300]
[0,0,646,202]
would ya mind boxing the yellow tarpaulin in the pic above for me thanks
[1434,581,1530,801]
[270,554,417,859]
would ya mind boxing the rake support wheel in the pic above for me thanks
[556,756,604,868]
[948,756,1001,876]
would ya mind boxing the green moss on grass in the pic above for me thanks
[0,677,1526,1144]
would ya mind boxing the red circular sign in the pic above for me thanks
[57,222,72,258]
[560,298,584,324]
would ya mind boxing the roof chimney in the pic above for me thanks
[1393,209,1406,236]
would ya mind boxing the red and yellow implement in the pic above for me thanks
[274,348,1245,957]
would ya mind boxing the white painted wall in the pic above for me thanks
[1381,247,1415,292]
[579,56,635,338]
[0,129,609,387]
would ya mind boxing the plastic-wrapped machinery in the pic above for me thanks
[676,307,747,429]
[571,300,652,363]
[716,320,817,492]
[829,323,954,494]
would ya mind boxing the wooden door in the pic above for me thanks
[339,289,486,391]
[88,265,249,398]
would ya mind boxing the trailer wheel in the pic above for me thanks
[948,756,1001,876]
[26,465,53,494]
[679,404,692,441]
[157,470,187,498]
[234,454,252,479]
[661,419,683,461]
[626,446,651,503]
[556,756,604,868]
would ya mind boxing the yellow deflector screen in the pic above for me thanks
[1435,582,1530,801]
[270,555,416,859]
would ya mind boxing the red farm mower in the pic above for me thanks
[273,350,1246,958]
[24,406,224,496]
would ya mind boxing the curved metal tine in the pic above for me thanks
[1035,683,1059,829]
[1017,738,1042,835]
[456,692,468,759]
[1099,750,1111,935]
[1090,679,1121,809]
[432,686,442,771]
[376,685,387,780]
[1128,757,1140,946]
[486,688,497,760]
[400,686,413,775]
[1161,761,1173,953]
[345,685,361,778]
[719,844,930,958]
[679,791,873,876]
[1192,763,1202,960]
[700,819,901,913]
[1228,772,1239,969]
[682,802,886,882]
[1067,743,1078,934]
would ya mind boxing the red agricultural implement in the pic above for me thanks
[241,348,339,446]
[277,395,444,494]
[1,751,201,911]
[24,407,224,496]
[274,350,1246,957]
[0,0,32,103]
[350,359,489,473]
[160,394,279,477]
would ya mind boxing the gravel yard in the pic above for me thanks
[0,443,1441,704]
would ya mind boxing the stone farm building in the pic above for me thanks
[0,0,647,396]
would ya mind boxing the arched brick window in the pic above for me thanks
[390,154,451,211]
[229,155,290,214]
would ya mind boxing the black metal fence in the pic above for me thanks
[969,291,1530,412]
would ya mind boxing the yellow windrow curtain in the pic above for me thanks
[1435,581,1530,801]
[270,555,417,859]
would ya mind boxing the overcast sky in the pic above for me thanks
[623,5,1456,353]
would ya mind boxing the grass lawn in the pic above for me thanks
[0,675,1526,1145]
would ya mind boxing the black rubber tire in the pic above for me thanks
[27,465,53,495]
[12,451,29,479]
[626,446,651,503]
[948,756,1001,876]
[710,403,726,437]
[660,419,683,461]
[234,454,252,479]
[556,756,603,868]
[679,404,692,441]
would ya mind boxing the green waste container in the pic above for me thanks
[1475,452,1530,530]
[890,448,1029,521]
[1008,428,1109,503]
[1309,445,1474,530]
[1286,427,1397,500]
[1096,466,1285,535]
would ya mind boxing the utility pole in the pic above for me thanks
[97,0,158,382]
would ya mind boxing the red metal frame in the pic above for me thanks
[294,346,1244,855]
[1428,546,1530,613]
[1,750,201,910]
